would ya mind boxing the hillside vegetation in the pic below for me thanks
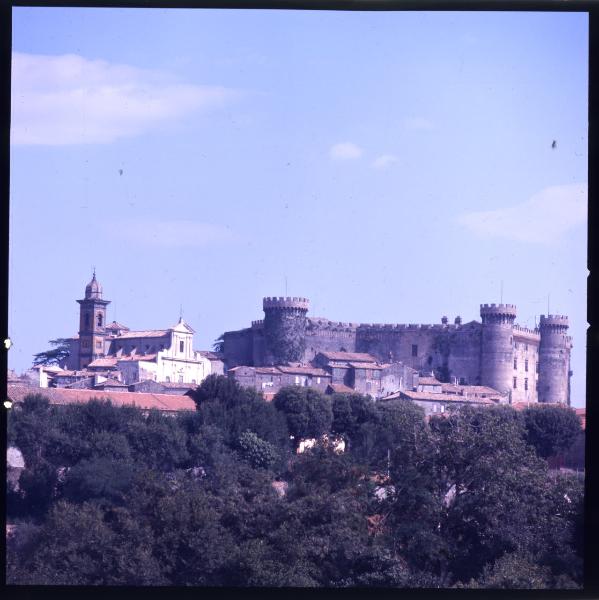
[6,375,583,588]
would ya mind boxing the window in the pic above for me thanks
[192,379,196,384]
[178,375,183,383]
[179,340,184,353]
[525,344,528,352]
[96,341,102,349]
[525,378,529,391]
[525,359,529,372]
[97,313,103,327]
[84,313,90,328]
[513,377,517,389]
[513,358,517,370]
[316,377,321,384]
[440,405,445,413]
[459,377,466,385]
[536,361,539,373]
[433,404,438,413]
[166,376,170,383]
[412,344,418,357]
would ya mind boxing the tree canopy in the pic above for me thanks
[6,377,584,589]
[32,338,71,366]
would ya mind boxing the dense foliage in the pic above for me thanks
[7,377,583,588]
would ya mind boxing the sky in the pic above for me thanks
[8,8,588,407]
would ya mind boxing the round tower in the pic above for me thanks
[538,315,571,405]
[262,297,309,365]
[480,303,517,395]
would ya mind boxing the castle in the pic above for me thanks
[223,297,572,405]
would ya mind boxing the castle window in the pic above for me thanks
[166,376,170,383]
[180,341,184,353]
[85,313,90,328]
[513,377,517,389]
[412,344,418,357]
[97,313,103,327]
[525,344,528,352]
[440,405,445,413]
[536,362,539,373]
[525,378,529,391]
[525,359,529,372]
[513,358,517,370]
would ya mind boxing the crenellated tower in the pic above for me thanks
[262,296,309,365]
[76,272,111,369]
[480,303,517,395]
[538,315,571,405]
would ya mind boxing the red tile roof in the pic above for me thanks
[277,366,329,376]
[326,383,355,394]
[87,357,118,368]
[418,377,442,385]
[385,390,494,404]
[349,362,383,370]
[113,330,169,339]
[105,321,130,331]
[7,384,195,412]
[116,354,158,363]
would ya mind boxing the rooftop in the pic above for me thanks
[7,384,196,413]
[384,389,494,404]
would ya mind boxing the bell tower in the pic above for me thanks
[76,271,111,369]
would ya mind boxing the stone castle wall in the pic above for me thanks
[221,298,570,404]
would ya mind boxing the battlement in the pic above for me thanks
[251,320,264,328]
[480,303,517,323]
[357,322,460,331]
[480,303,517,314]
[513,324,541,342]
[263,296,310,310]
[540,314,569,329]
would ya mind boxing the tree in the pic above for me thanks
[7,501,165,585]
[273,387,332,444]
[349,399,426,470]
[429,405,552,583]
[212,333,225,353]
[522,404,582,459]
[62,457,137,504]
[32,338,71,366]
[237,431,279,470]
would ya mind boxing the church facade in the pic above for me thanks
[63,274,211,385]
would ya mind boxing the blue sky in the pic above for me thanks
[9,9,588,406]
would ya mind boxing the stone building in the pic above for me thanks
[223,297,572,405]
[62,274,211,386]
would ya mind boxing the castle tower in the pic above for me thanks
[480,303,517,395]
[262,297,309,365]
[76,272,111,369]
[538,315,571,405]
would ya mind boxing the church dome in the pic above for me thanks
[85,272,103,299]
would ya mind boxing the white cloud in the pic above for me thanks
[329,142,363,160]
[456,183,587,243]
[403,117,434,131]
[11,52,237,145]
[106,219,239,248]
[371,154,399,170]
